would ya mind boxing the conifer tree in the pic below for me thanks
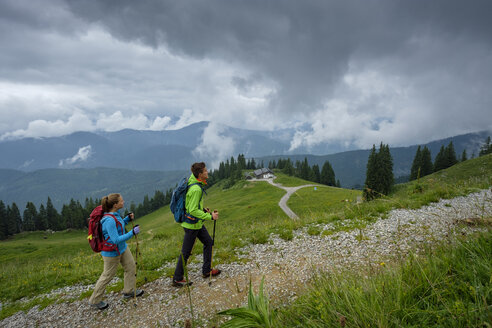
[363,145,378,200]
[379,144,394,195]
[0,200,7,239]
[320,161,336,186]
[61,204,72,229]
[445,141,458,167]
[410,146,422,181]
[46,197,60,230]
[461,149,468,162]
[218,162,226,179]
[479,136,492,156]
[224,159,231,178]
[36,204,48,231]
[237,154,246,170]
[250,158,256,170]
[8,203,22,234]
[230,156,237,173]
[277,159,285,170]
[434,142,458,172]
[336,179,341,188]
[364,143,393,200]
[300,158,310,180]
[434,145,447,172]
[23,202,37,231]
[420,146,433,177]
[283,159,295,175]
[73,200,86,229]
[312,164,321,183]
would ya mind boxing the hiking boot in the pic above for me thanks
[123,289,144,299]
[91,301,109,310]
[172,279,193,287]
[203,268,221,278]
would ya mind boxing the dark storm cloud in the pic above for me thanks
[1,0,491,148]
[62,0,492,115]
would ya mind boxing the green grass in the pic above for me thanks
[1,155,490,320]
[288,186,361,218]
[275,229,492,327]
[272,173,318,187]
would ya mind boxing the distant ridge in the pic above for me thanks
[256,131,491,188]
[0,167,186,211]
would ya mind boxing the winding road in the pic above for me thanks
[262,178,319,219]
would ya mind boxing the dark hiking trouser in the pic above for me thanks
[173,225,213,281]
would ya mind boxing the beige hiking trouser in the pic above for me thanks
[89,248,136,304]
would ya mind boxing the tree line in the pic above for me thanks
[206,154,340,188]
[0,189,173,240]
[364,136,492,201]
[410,136,492,182]
[268,158,340,187]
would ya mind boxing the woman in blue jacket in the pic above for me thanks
[89,193,144,310]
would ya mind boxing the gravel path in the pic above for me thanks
[265,179,318,219]
[1,188,490,328]
[251,177,318,219]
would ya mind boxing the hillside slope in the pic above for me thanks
[0,155,490,326]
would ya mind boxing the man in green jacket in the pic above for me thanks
[172,162,221,287]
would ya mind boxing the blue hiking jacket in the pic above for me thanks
[100,210,134,257]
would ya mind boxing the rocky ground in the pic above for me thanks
[1,188,491,328]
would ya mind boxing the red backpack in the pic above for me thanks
[87,205,122,254]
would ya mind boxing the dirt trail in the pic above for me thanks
[260,178,318,219]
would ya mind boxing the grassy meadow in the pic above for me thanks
[1,154,491,322]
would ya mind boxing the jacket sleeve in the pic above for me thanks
[186,186,212,221]
[103,217,134,244]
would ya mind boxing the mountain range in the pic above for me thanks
[0,121,490,210]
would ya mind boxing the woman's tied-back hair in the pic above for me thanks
[101,193,121,212]
[191,162,206,178]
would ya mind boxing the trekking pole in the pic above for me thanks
[209,217,217,286]
[130,214,138,307]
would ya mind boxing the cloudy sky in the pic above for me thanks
[1,0,491,151]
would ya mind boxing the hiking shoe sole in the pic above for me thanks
[172,280,193,287]
[91,301,108,310]
[123,289,144,299]
[203,269,222,278]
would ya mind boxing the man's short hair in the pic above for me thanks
[191,162,206,178]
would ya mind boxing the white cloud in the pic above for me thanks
[0,111,94,140]
[20,159,34,169]
[167,109,203,130]
[0,107,206,141]
[148,116,172,130]
[192,122,236,169]
[289,68,439,151]
[95,111,150,131]
[59,145,92,166]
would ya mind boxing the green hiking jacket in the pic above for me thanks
[182,173,212,229]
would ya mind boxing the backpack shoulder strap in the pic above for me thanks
[103,214,123,232]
